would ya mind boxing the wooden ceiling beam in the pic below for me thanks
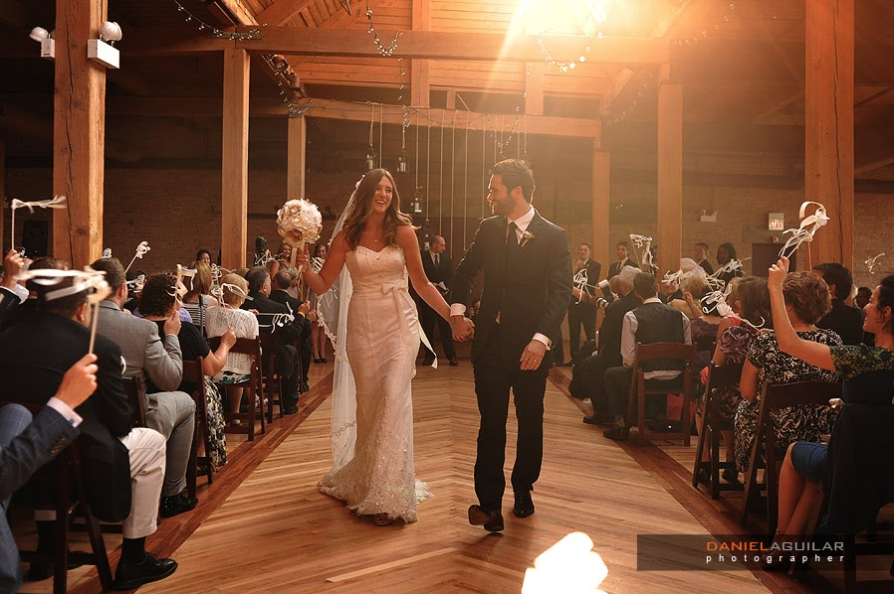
[300,98,601,139]
[237,28,669,63]
[257,0,319,27]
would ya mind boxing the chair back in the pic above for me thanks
[122,376,147,427]
[694,333,717,353]
[628,342,696,446]
[633,342,696,366]
[181,357,204,387]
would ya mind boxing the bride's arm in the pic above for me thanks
[299,232,348,295]
[398,226,451,321]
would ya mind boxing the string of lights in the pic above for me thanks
[365,0,402,57]
[172,1,262,41]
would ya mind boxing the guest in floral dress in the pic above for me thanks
[734,271,841,473]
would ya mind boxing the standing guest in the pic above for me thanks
[733,271,841,475]
[450,159,572,531]
[0,355,97,594]
[602,272,692,441]
[195,249,211,267]
[567,242,602,363]
[309,243,329,363]
[608,240,638,279]
[420,235,459,366]
[812,263,864,345]
[0,276,175,590]
[695,242,714,275]
[716,242,744,287]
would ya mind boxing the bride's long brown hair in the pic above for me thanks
[342,169,416,249]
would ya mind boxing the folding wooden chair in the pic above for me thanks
[210,336,265,441]
[692,361,745,499]
[626,342,696,446]
[259,332,285,422]
[181,357,212,499]
[740,380,842,535]
[122,375,147,428]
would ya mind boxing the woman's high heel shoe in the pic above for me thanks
[374,513,393,526]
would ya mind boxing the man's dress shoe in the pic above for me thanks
[159,494,198,518]
[468,505,504,532]
[113,553,177,590]
[513,490,535,518]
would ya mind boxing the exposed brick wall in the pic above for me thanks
[2,165,889,292]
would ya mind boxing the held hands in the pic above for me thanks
[164,310,182,337]
[768,256,790,292]
[55,353,99,409]
[450,315,475,342]
[519,340,547,371]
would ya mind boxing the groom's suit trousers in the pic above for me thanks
[472,328,548,512]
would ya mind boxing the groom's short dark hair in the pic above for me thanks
[492,159,535,202]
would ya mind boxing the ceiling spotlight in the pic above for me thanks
[29,26,54,60]
[98,21,123,44]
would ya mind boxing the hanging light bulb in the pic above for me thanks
[413,188,423,214]
[397,150,409,174]
[366,146,377,171]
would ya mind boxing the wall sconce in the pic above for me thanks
[29,27,55,61]
[88,21,122,69]
[699,209,717,223]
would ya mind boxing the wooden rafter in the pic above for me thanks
[297,98,601,139]
[257,0,319,27]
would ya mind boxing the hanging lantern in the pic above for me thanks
[413,188,423,214]
[366,147,377,171]
[396,150,409,174]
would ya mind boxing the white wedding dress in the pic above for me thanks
[318,245,431,522]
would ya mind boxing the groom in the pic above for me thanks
[450,159,572,532]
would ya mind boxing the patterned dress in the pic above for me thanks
[734,329,842,472]
[830,344,894,406]
[698,323,759,426]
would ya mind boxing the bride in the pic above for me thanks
[297,168,455,525]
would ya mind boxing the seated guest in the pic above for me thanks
[694,277,771,479]
[270,270,312,392]
[0,256,67,332]
[767,261,894,562]
[0,250,26,327]
[602,271,692,441]
[182,262,220,332]
[242,267,302,414]
[91,259,201,518]
[671,272,708,320]
[734,271,841,475]
[1,355,97,593]
[812,262,864,345]
[0,275,175,589]
[577,266,640,423]
[207,274,260,418]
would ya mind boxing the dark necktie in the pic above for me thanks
[506,221,520,260]
[434,253,439,268]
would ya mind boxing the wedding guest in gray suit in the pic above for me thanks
[91,258,199,518]
[0,355,97,593]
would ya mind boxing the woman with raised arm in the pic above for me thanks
[765,257,894,564]
[296,168,452,526]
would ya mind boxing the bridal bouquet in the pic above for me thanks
[277,199,323,269]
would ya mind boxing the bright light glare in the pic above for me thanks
[521,0,617,36]
[522,532,609,594]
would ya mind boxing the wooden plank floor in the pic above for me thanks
[23,358,793,593]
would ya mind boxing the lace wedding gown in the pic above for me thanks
[319,245,431,522]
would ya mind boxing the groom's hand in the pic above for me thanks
[519,340,547,371]
[450,315,474,342]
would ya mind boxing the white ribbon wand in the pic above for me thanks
[124,241,151,274]
[176,265,197,298]
[629,233,654,273]
[778,201,829,261]
[17,267,110,354]
[866,253,885,275]
[10,196,67,252]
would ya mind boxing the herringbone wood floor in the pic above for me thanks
[29,359,783,593]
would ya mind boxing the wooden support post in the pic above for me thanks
[592,147,610,279]
[806,0,854,268]
[53,0,107,266]
[287,115,306,200]
[657,63,683,275]
[411,0,430,107]
[221,48,250,269]
[525,63,544,116]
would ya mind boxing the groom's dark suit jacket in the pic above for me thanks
[452,211,572,366]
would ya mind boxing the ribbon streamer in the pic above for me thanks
[124,241,151,274]
[866,253,885,275]
[10,196,67,252]
[629,234,654,274]
[125,274,146,294]
[778,201,829,259]
[175,265,196,298]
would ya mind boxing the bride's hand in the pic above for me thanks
[295,244,310,268]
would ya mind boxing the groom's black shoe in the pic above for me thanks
[513,489,535,518]
[468,505,504,532]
